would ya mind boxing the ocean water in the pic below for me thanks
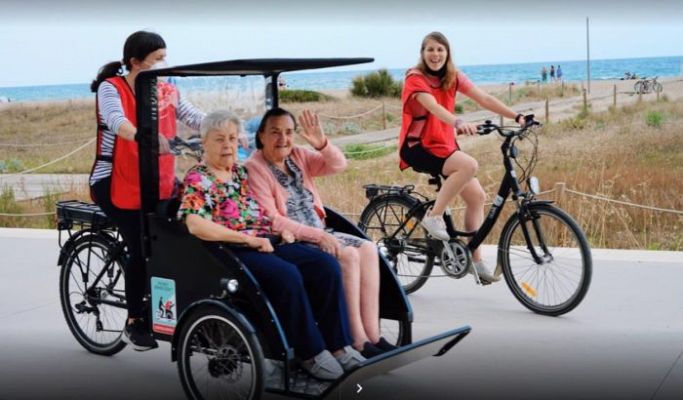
[1,55,681,103]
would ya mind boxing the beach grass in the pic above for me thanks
[1,89,682,250]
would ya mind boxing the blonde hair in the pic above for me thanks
[415,31,458,90]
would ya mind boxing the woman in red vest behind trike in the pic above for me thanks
[399,31,526,283]
[89,30,204,350]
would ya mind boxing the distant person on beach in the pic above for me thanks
[88,30,205,351]
[550,65,556,81]
[556,65,563,82]
[398,31,528,283]
[540,66,548,83]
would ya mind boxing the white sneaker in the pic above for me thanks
[334,346,366,372]
[301,350,344,381]
[420,215,450,241]
[471,261,500,283]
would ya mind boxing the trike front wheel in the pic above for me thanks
[177,306,264,400]
[498,204,592,316]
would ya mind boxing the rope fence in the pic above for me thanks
[0,137,95,179]
[333,182,682,220]
[1,181,681,219]
[0,137,93,148]
[318,104,384,120]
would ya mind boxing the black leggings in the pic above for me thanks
[91,177,146,320]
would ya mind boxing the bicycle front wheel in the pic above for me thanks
[59,234,127,355]
[498,204,592,316]
[359,195,433,294]
[634,81,643,94]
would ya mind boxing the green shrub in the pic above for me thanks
[280,89,334,103]
[454,104,464,114]
[351,69,402,98]
[645,111,663,128]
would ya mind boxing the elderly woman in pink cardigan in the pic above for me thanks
[245,107,396,358]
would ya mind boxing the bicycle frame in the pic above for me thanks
[375,126,550,263]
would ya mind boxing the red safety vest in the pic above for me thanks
[93,76,177,209]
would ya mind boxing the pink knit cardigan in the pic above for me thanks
[244,142,347,243]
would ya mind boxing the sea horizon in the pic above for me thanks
[1,54,681,103]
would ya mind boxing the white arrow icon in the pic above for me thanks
[356,383,363,394]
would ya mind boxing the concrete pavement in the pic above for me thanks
[1,228,682,399]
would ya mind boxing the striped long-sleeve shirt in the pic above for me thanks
[90,81,205,185]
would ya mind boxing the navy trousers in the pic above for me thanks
[226,242,352,360]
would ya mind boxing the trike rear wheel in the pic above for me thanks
[177,306,264,400]
[59,234,127,355]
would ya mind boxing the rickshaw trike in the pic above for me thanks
[55,58,471,399]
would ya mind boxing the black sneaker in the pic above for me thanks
[374,337,399,352]
[360,342,384,358]
[122,319,158,351]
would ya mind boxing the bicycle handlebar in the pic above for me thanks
[168,135,203,155]
[476,114,542,138]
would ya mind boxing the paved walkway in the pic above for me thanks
[0,228,682,399]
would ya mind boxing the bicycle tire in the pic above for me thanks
[498,204,592,316]
[654,82,663,93]
[59,234,127,355]
[379,317,410,346]
[177,306,264,400]
[359,194,433,294]
[634,81,643,94]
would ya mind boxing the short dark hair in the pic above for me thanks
[255,107,297,149]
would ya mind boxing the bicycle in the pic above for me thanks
[358,116,592,316]
[634,76,662,95]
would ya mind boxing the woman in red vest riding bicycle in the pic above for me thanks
[89,30,204,350]
[399,31,526,283]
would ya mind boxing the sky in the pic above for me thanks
[1,0,682,87]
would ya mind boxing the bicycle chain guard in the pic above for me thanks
[438,240,471,279]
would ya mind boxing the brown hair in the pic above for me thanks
[415,31,458,90]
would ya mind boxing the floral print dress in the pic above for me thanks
[178,163,272,237]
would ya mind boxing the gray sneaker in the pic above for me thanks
[334,346,366,372]
[420,215,450,241]
[301,350,344,381]
[471,261,500,283]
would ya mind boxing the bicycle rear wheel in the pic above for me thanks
[359,195,433,294]
[498,204,592,316]
[59,234,127,355]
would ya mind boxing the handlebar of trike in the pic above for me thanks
[476,114,542,138]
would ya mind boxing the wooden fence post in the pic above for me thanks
[613,85,617,108]
[508,83,513,105]
[382,101,387,130]
[555,182,566,205]
[545,98,549,122]
[582,89,588,113]
[499,114,504,127]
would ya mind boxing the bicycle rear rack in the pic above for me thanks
[56,200,115,248]
[363,184,415,200]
